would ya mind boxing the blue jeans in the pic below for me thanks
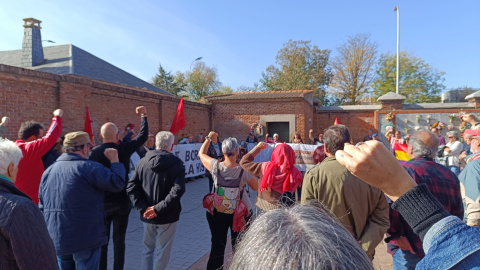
[449,166,460,176]
[392,248,421,270]
[57,247,101,270]
[142,222,177,270]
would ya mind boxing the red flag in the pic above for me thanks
[334,117,340,125]
[170,97,186,134]
[84,106,95,146]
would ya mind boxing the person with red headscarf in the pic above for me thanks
[240,142,303,211]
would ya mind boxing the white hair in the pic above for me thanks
[0,139,23,175]
[221,137,239,157]
[230,204,373,270]
[155,131,174,150]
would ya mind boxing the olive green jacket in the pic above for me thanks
[301,156,389,260]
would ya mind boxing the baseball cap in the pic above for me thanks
[464,129,480,137]
[372,133,378,137]
[63,131,92,147]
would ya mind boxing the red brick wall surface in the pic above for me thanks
[211,98,312,142]
[0,65,211,144]
[313,111,376,144]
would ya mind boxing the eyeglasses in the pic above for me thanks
[448,137,453,139]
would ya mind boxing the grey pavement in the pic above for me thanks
[105,175,392,270]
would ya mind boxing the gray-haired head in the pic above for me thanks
[410,130,439,158]
[221,137,239,157]
[0,139,23,175]
[230,203,373,270]
[155,131,175,151]
[446,130,459,139]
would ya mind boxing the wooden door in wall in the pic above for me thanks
[266,122,289,143]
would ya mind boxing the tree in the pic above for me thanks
[259,40,332,103]
[209,86,234,96]
[373,51,445,103]
[152,63,184,96]
[329,34,378,105]
[186,61,221,100]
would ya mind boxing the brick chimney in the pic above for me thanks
[21,18,44,67]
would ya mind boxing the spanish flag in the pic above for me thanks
[394,143,410,161]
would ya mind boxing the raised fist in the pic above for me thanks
[53,109,64,118]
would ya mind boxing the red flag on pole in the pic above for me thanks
[84,106,95,146]
[170,97,186,134]
[334,117,340,125]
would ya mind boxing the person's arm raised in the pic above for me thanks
[335,141,416,201]
[199,131,217,172]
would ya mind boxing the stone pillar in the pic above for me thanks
[377,92,406,111]
[21,18,44,67]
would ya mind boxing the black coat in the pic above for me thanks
[127,150,185,224]
[0,178,58,269]
[89,116,148,210]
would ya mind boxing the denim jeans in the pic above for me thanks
[448,166,460,176]
[392,249,421,270]
[99,205,131,270]
[57,247,101,270]
[142,222,177,270]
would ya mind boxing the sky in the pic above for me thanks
[1,1,479,92]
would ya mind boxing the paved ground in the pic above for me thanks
[105,176,393,270]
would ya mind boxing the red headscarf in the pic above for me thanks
[260,143,303,193]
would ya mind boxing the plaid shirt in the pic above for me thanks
[387,157,464,258]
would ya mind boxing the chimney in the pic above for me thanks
[21,18,44,67]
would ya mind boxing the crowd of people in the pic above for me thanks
[2,108,480,270]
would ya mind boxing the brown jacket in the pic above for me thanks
[301,156,390,259]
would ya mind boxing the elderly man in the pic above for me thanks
[0,139,57,269]
[89,106,148,270]
[127,131,185,270]
[444,131,463,176]
[458,129,480,226]
[335,140,480,269]
[387,130,464,269]
[15,109,63,204]
[301,124,389,260]
[39,132,125,269]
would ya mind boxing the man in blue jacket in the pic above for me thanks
[39,131,126,270]
[127,131,185,270]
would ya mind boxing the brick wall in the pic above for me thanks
[0,65,211,143]
[210,98,313,141]
[313,111,376,143]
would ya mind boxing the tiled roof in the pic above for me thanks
[205,90,313,101]
[0,44,171,95]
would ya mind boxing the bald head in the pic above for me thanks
[101,122,119,143]
[409,130,439,158]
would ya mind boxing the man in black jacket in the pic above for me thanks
[90,106,149,270]
[127,131,185,270]
[0,139,58,269]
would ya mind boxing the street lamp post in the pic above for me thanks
[190,57,202,71]
[394,6,400,95]
[187,57,202,101]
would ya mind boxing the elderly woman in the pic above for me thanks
[199,131,258,270]
[229,204,373,270]
[0,139,58,269]
[240,142,303,211]
[265,133,281,143]
[444,131,463,176]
